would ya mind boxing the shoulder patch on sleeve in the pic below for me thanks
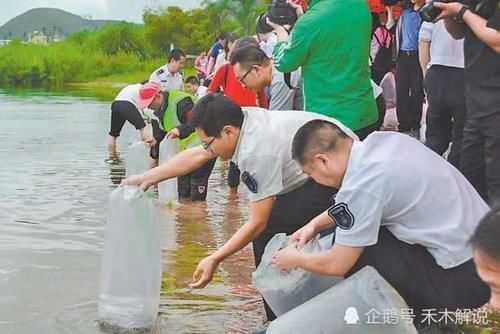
[241,171,258,193]
[156,69,164,75]
[328,202,354,230]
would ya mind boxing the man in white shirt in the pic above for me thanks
[122,94,357,321]
[107,83,154,161]
[419,20,465,167]
[273,120,490,323]
[185,76,208,99]
[149,48,185,92]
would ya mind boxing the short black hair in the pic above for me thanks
[470,205,500,260]
[189,94,244,137]
[185,76,199,85]
[169,48,186,62]
[235,36,260,49]
[231,45,270,68]
[292,119,349,165]
[218,32,228,41]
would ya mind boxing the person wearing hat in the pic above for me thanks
[123,93,358,322]
[138,82,215,201]
[107,82,155,162]
[272,120,490,328]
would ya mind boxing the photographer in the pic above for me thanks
[435,0,500,203]
[268,0,379,138]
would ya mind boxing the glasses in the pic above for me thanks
[202,137,216,151]
[239,65,257,85]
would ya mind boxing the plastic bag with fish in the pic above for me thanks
[98,186,162,330]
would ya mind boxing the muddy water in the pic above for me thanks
[0,89,263,334]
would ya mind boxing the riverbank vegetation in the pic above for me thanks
[0,1,267,87]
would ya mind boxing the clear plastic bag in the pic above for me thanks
[267,266,418,334]
[158,139,179,206]
[380,72,396,109]
[126,142,150,177]
[252,233,342,317]
[98,186,162,331]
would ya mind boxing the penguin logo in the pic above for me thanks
[344,307,360,325]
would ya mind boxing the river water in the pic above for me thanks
[0,88,264,334]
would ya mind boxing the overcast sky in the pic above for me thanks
[0,0,203,26]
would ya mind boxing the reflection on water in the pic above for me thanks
[0,89,263,334]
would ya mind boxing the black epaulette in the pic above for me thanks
[156,69,164,75]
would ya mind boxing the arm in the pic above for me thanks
[418,22,433,77]
[386,6,396,30]
[437,4,500,51]
[122,146,216,190]
[419,41,431,77]
[273,243,364,276]
[462,8,500,53]
[272,20,313,73]
[207,66,223,93]
[289,210,335,248]
[190,196,275,288]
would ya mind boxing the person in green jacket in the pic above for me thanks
[270,0,378,139]
[137,82,216,201]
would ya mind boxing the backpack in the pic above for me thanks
[371,27,393,74]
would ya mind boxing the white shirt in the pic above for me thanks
[196,85,208,99]
[332,132,489,269]
[419,21,464,69]
[114,83,142,108]
[231,108,358,202]
[149,65,184,91]
[260,33,278,58]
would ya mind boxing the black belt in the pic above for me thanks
[400,50,418,56]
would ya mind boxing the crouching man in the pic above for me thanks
[273,120,490,322]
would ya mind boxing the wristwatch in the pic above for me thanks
[454,5,469,22]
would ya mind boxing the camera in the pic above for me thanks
[419,0,446,22]
[419,0,472,22]
[255,0,298,34]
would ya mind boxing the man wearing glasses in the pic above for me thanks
[232,44,303,111]
[123,93,357,322]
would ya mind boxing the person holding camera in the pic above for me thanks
[434,0,500,204]
[268,0,379,139]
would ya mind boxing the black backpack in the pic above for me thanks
[371,27,394,74]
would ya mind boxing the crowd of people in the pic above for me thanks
[107,0,499,332]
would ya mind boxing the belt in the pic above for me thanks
[400,50,418,56]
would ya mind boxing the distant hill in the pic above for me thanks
[0,8,131,40]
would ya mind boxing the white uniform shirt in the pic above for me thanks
[196,85,208,99]
[419,21,464,69]
[114,83,142,108]
[231,108,357,202]
[149,65,184,91]
[332,132,489,269]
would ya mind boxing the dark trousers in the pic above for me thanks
[424,65,466,168]
[459,110,500,204]
[252,179,337,321]
[355,121,380,141]
[396,53,424,132]
[178,158,216,201]
[347,228,490,321]
[109,101,146,137]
